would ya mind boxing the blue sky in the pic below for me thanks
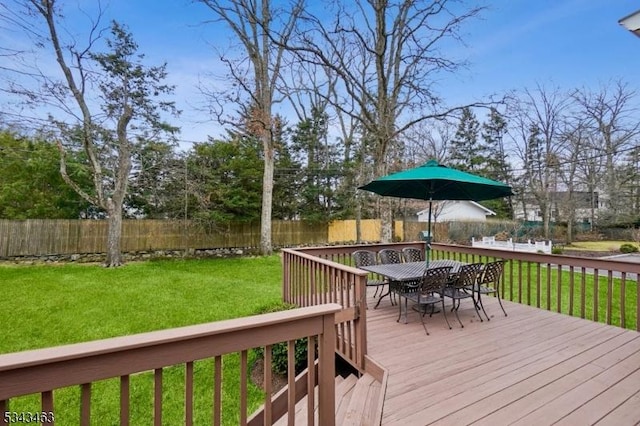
[4,0,640,144]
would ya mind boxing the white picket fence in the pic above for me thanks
[471,236,553,254]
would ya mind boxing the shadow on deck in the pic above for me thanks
[366,289,640,425]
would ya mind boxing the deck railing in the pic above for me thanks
[286,242,640,332]
[428,243,640,331]
[0,304,340,426]
[282,242,425,373]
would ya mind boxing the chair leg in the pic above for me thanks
[477,293,490,321]
[397,295,406,323]
[452,301,464,328]
[451,298,459,312]
[496,290,508,317]
[419,306,429,335]
[441,300,452,330]
[471,294,484,322]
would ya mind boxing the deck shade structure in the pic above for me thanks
[358,159,514,264]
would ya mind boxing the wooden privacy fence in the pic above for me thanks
[0,220,328,257]
[0,219,442,257]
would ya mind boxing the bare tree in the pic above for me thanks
[572,80,640,220]
[556,114,589,243]
[3,1,178,266]
[510,85,568,238]
[197,0,304,255]
[284,0,488,242]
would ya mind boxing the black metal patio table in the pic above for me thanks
[360,259,465,321]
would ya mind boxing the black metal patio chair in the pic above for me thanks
[353,249,388,302]
[378,248,403,265]
[402,247,424,263]
[442,262,484,328]
[396,266,453,335]
[473,260,508,320]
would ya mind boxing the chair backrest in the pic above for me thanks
[478,260,505,286]
[451,263,484,288]
[420,266,453,294]
[402,247,424,262]
[378,248,403,264]
[353,250,378,268]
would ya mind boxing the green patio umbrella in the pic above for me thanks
[358,159,514,264]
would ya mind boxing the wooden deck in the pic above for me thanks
[366,290,640,425]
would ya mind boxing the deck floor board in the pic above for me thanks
[365,290,640,425]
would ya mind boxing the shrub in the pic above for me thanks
[620,243,639,254]
[551,246,564,255]
[252,302,313,376]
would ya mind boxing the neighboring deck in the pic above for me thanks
[366,291,640,425]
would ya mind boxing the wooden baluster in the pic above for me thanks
[593,269,600,322]
[569,266,575,316]
[154,368,163,426]
[240,351,248,425]
[620,272,627,329]
[545,263,551,310]
[42,391,54,426]
[1,400,8,426]
[518,261,523,304]
[80,383,91,426]
[287,340,295,425]
[508,260,513,301]
[526,262,531,306]
[636,274,640,332]
[185,362,194,426]
[556,265,562,313]
[607,270,614,325]
[307,336,316,426]
[120,375,130,426]
[580,267,587,319]
[213,356,222,426]
[535,263,541,308]
[264,345,272,426]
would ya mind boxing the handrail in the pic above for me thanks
[282,248,371,372]
[0,304,341,426]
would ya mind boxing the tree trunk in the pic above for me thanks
[260,135,274,255]
[380,199,393,243]
[566,216,574,245]
[105,199,123,267]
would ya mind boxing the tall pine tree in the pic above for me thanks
[481,107,513,218]
[449,107,484,172]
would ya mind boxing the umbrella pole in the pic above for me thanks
[426,199,432,267]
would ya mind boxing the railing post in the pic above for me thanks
[317,312,336,426]
[354,275,367,368]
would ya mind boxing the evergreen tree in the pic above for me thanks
[0,131,91,218]
[186,135,263,223]
[481,108,513,218]
[127,140,180,218]
[273,116,302,220]
[449,107,484,172]
[289,107,342,222]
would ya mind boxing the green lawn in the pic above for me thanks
[1,256,284,425]
[566,240,635,252]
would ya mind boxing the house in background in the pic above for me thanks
[416,200,496,223]
[513,191,602,224]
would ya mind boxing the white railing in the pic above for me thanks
[471,236,552,254]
